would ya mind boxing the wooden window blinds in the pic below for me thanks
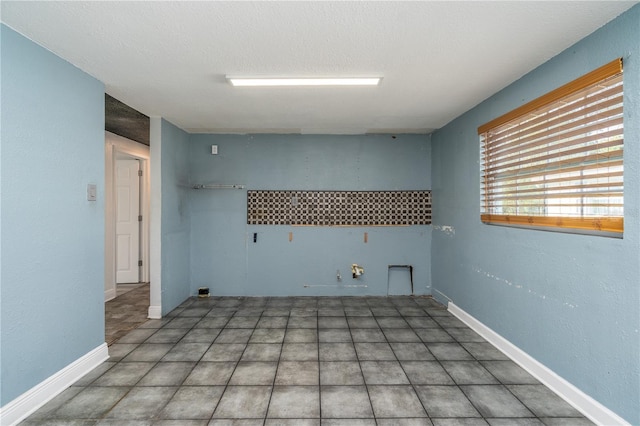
[479,58,624,235]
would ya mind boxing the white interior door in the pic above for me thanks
[116,159,140,283]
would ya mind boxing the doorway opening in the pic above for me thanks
[104,131,151,342]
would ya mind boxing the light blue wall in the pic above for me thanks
[0,25,105,405]
[430,6,640,424]
[188,134,431,296]
[160,119,192,314]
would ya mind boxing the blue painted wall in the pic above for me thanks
[430,6,640,423]
[0,25,105,405]
[188,134,432,296]
[160,119,192,314]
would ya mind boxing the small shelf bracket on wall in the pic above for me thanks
[192,184,245,190]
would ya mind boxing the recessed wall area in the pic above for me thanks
[188,133,432,297]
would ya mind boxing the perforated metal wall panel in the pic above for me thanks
[247,190,431,226]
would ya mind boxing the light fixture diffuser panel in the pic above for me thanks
[227,76,382,87]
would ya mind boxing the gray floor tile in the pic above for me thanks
[360,361,410,384]
[318,309,346,317]
[145,328,190,343]
[263,308,291,317]
[447,328,487,343]
[345,308,372,317]
[432,419,488,426]
[178,307,212,317]
[181,328,221,343]
[414,385,481,417]
[73,362,116,386]
[158,386,223,419]
[347,317,379,328]
[183,362,236,385]
[376,317,410,328]
[215,329,253,344]
[391,343,434,361]
[257,316,288,328]
[107,343,139,361]
[354,343,396,360]
[322,420,376,426]
[275,361,319,385]
[368,385,427,418]
[285,328,318,343]
[415,328,455,343]
[435,316,468,328]
[461,342,509,361]
[116,328,158,344]
[280,343,318,361]
[122,344,174,362]
[163,342,211,362]
[25,387,84,420]
[539,418,595,425]
[401,361,455,385]
[226,316,260,328]
[249,328,286,343]
[461,385,533,417]
[318,317,349,328]
[288,317,318,328]
[377,419,433,426]
[165,317,201,329]
[201,344,246,362]
[54,387,128,419]
[486,419,543,426]
[350,328,386,342]
[507,385,584,417]
[406,317,439,328]
[267,386,320,418]
[427,343,474,360]
[319,361,364,385]
[229,361,278,385]
[105,387,176,419]
[481,361,539,384]
[93,362,155,386]
[196,317,231,328]
[138,362,195,386]
[212,386,272,419]
[441,361,499,385]
[320,385,373,418]
[319,343,358,361]
[153,420,208,426]
[383,328,422,343]
[97,420,153,426]
[319,329,352,343]
[370,308,401,316]
[241,343,283,361]
[266,420,320,426]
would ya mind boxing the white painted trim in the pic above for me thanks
[448,302,630,426]
[0,343,109,426]
[104,288,116,302]
[148,305,162,319]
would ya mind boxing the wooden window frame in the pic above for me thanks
[479,58,624,236]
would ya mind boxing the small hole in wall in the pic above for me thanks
[391,135,397,139]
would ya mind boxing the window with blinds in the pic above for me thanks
[479,58,623,235]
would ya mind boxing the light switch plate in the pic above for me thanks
[211,145,218,155]
[87,184,97,201]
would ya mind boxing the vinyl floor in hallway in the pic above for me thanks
[22,296,593,425]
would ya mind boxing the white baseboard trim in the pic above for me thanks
[448,302,629,426]
[104,288,116,302]
[148,305,162,319]
[0,343,109,426]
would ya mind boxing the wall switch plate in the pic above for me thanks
[87,184,97,201]
[211,145,218,155]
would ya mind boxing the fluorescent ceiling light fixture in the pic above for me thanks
[226,76,382,87]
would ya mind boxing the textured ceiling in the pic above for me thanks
[1,1,637,135]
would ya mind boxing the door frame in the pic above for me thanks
[105,131,150,301]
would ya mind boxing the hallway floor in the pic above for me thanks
[23,296,593,425]
[105,283,149,345]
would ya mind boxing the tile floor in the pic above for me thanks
[105,283,150,345]
[22,296,594,425]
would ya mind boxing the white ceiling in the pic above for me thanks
[1,1,637,135]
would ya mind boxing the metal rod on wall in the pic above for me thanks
[192,184,245,190]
